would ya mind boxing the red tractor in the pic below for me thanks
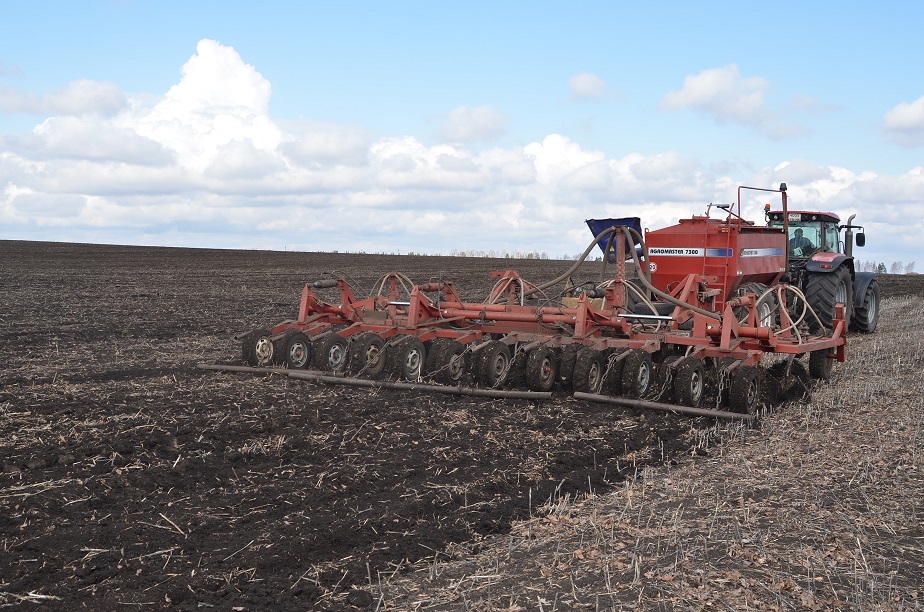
[765,208,879,333]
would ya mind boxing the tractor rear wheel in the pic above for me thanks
[572,348,605,394]
[674,359,706,407]
[477,341,511,388]
[850,278,880,333]
[525,347,558,392]
[729,366,760,414]
[242,328,274,367]
[804,266,852,332]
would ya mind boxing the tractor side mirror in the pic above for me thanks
[856,233,866,247]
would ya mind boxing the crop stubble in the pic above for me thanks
[2,241,695,610]
[1,241,920,610]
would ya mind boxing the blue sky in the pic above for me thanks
[1,1,922,268]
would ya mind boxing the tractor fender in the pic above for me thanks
[805,253,854,276]
[853,272,878,308]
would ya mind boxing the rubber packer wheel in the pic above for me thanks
[242,328,274,367]
[386,337,426,380]
[525,347,558,392]
[280,331,312,369]
[347,332,386,378]
[557,344,580,389]
[603,349,628,395]
[313,334,347,372]
[674,359,706,407]
[729,365,761,414]
[477,341,511,388]
[621,349,653,398]
[572,348,605,394]
[808,349,833,379]
[425,339,467,385]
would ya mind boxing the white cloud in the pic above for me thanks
[569,72,606,99]
[128,39,283,174]
[883,94,924,147]
[440,105,508,142]
[662,64,767,122]
[0,79,126,115]
[22,116,173,164]
[661,64,810,140]
[0,40,919,267]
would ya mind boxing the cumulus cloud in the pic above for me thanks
[128,39,283,174]
[569,72,607,99]
[1,40,919,266]
[440,105,508,142]
[661,64,810,139]
[0,79,126,115]
[883,94,924,147]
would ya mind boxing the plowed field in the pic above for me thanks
[1,241,918,610]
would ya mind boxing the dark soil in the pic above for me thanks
[1,241,702,610]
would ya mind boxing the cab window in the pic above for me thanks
[822,223,839,252]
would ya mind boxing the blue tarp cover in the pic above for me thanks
[585,217,643,261]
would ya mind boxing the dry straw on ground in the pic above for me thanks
[381,296,924,610]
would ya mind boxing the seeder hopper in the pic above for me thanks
[233,184,847,417]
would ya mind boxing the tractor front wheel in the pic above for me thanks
[851,278,880,333]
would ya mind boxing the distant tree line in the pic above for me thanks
[856,260,916,274]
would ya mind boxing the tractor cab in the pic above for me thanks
[766,210,843,258]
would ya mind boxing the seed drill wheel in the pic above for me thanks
[654,355,684,400]
[425,339,467,385]
[674,358,706,407]
[314,334,348,372]
[242,328,274,367]
[729,365,761,414]
[734,283,776,327]
[348,332,387,378]
[387,336,427,380]
[572,348,605,394]
[281,331,313,369]
[622,349,653,398]
[525,346,558,392]
[477,341,512,388]
[808,349,834,379]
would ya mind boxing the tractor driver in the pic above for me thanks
[789,228,814,254]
